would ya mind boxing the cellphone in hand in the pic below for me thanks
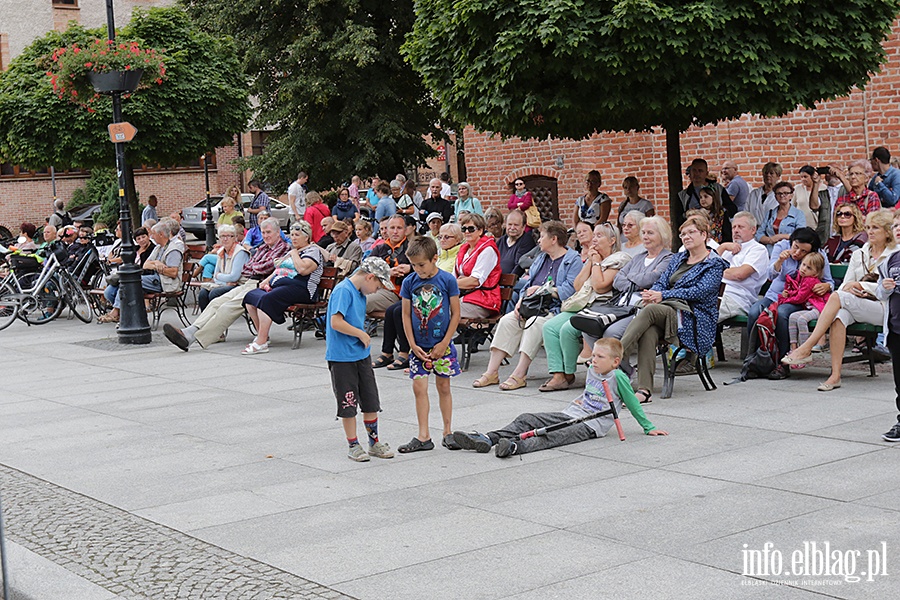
[816,166,831,175]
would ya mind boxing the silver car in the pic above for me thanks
[182,193,291,238]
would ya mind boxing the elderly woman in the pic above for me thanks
[331,187,360,222]
[573,170,611,227]
[572,220,594,261]
[748,162,782,228]
[473,221,581,390]
[99,219,185,324]
[218,188,242,226]
[540,222,632,391]
[241,221,323,354]
[198,224,251,310]
[434,223,463,272]
[782,209,898,390]
[758,181,806,254]
[455,213,502,318]
[484,207,505,239]
[619,215,727,403]
[454,182,483,220]
[304,192,332,243]
[620,211,645,257]
[833,161,882,216]
[826,202,867,264]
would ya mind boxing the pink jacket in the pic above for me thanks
[778,273,830,312]
[508,191,533,211]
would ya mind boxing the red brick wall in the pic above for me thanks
[466,21,900,223]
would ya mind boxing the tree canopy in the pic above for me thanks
[0,6,250,172]
[183,0,445,191]
[406,0,900,138]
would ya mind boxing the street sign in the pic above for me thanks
[108,122,138,143]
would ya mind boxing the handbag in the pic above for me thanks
[518,279,554,320]
[524,204,542,228]
[569,284,638,337]
[560,279,597,313]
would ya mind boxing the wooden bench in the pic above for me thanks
[285,266,339,349]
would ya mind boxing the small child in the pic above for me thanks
[326,257,397,462]
[193,253,217,281]
[698,186,726,243]
[453,338,667,457]
[355,220,375,255]
[397,237,462,452]
[783,253,831,364]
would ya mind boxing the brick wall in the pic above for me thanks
[466,21,900,223]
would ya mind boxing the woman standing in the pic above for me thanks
[782,209,898,391]
[573,170,611,227]
[619,215,726,402]
[331,187,360,222]
[617,176,654,228]
[540,222,631,391]
[455,213,502,318]
[453,182,483,220]
[508,179,534,212]
[304,192,332,243]
[826,202,867,264]
[758,181,806,253]
[795,166,832,243]
[241,221,323,354]
[620,211,646,257]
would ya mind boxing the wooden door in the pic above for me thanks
[522,176,559,222]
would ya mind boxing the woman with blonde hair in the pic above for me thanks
[826,202,867,264]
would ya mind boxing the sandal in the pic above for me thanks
[371,354,394,369]
[97,313,119,323]
[499,376,527,391]
[386,356,410,371]
[636,389,652,404]
[472,373,500,388]
[539,376,574,392]
[397,437,435,453]
[241,341,269,355]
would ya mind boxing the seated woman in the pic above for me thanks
[455,213,502,318]
[331,187,360,222]
[472,221,581,390]
[782,209,898,390]
[620,211,645,257]
[540,222,631,391]
[826,202,867,264]
[99,220,185,324]
[436,224,463,273]
[758,181,806,254]
[571,220,595,261]
[198,224,250,310]
[217,188,242,226]
[241,220,323,354]
[619,215,727,403]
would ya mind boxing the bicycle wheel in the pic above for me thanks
[0,281,19,331]
[61,273,93,323]
[18,272,64,325]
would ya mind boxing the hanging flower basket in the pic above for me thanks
[46,39,166,110]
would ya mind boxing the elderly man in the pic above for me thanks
[163,218,289,350]
[497,209,536,277]
[367,214,411,314]
[715,212,770,322]
[419,178,454,226]
[721,161,751,213]
[674,158,734,233]
[323,220,362,277]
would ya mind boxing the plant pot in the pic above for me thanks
[88,69,144,94]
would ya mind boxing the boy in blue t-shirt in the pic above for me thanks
[398,237,462,453]
[326,257,397,462]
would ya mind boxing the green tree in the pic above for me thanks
[182,0,444,192]
[405,0,900,228]
[0,6,250,224]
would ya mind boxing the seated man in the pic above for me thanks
[367,214,411,315]
[243,211,288,250]
[163,218,289,351]
[453,339,666,458]
[322,220,362,278]
[716,211,770,321]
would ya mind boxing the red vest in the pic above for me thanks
[455,236,502,314]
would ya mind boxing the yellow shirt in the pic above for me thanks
[437,244,461,273]
[218,211,240,225]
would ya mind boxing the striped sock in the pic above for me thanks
[364,419,379,446]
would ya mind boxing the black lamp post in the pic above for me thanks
[203,153,215,252]
[103,0,151,344]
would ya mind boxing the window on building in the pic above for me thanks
[52,0,79,6]
[250,130,270,156]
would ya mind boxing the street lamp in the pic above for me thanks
[202,153,215,252]
[103,0,151,344]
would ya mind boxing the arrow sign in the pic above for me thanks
[108,122,138,143]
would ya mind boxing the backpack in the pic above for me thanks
[738,301,779,380]
[56,211,73,227]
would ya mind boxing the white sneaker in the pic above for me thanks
[348,445,371,462]
[368,441,395,459]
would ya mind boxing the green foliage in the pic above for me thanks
[0,6,250,170]
[67,168,124,227]
[405,0,900,137]
[183,0,444,192]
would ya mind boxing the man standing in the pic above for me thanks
[288,172,308,223]
[716,212,770,322]
[367,215,411,314]
[439,172,452,199]
[141,195,159,225]
[163,218,289,351]
[674,158,734,234]
[47,200,70,228]
[747,162,782,227]
[721,161,750,213]
[246,180,271,230]
[869,146,900,208]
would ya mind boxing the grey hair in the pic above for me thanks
[217,223,236,236]
[260,217,280,232]
[594,222,621,253]
[640,215,673,248]
[439,223,463,243]
[151,220,172,237]
[732,211,757,230]
[389,179,403,189]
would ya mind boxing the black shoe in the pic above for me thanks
[314,329,325,340]
[163,323,189,352]
[452,431,493,453]
[882,421,900,442]
[872,344,891,363]
[495,438,518,458]
[767,365,789,380]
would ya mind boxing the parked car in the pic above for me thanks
[69,204,103,226]
[182,193,291,238]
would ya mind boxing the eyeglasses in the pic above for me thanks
[219,234,235,238]
[437,235,456,240]
[679,228,701,238]
[835,211,854,218]
[460,226,478,233]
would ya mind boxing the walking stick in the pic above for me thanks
[518,378,626,442]
[0,491,9,600]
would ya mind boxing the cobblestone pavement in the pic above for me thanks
[0,466,355,600]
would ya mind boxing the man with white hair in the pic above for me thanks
[721,161,751,213]
[420,178,453,227]
[164,218,289,350]
[715,211,770,321]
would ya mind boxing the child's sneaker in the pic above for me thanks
[452,431,493,453]
[495,438,518,458]
[368,441,395,459]
[882,421,900,442]
[348,444,371,462]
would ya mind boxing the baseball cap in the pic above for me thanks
[426,212,444,224]
[328,220,351,233]
[358,257,393,289]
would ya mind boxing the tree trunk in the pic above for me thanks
[665,126,683,251]
[125,163,140,226]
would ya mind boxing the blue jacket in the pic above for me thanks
[869,166,900,208]
[528,248,582,315]
[651,251,727,355]
[757,205,806,244]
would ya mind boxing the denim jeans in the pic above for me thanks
[747,298,804,358]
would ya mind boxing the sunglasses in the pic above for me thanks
[515,182,525,186]
[835,211,854,218]
[460,226,478,233]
